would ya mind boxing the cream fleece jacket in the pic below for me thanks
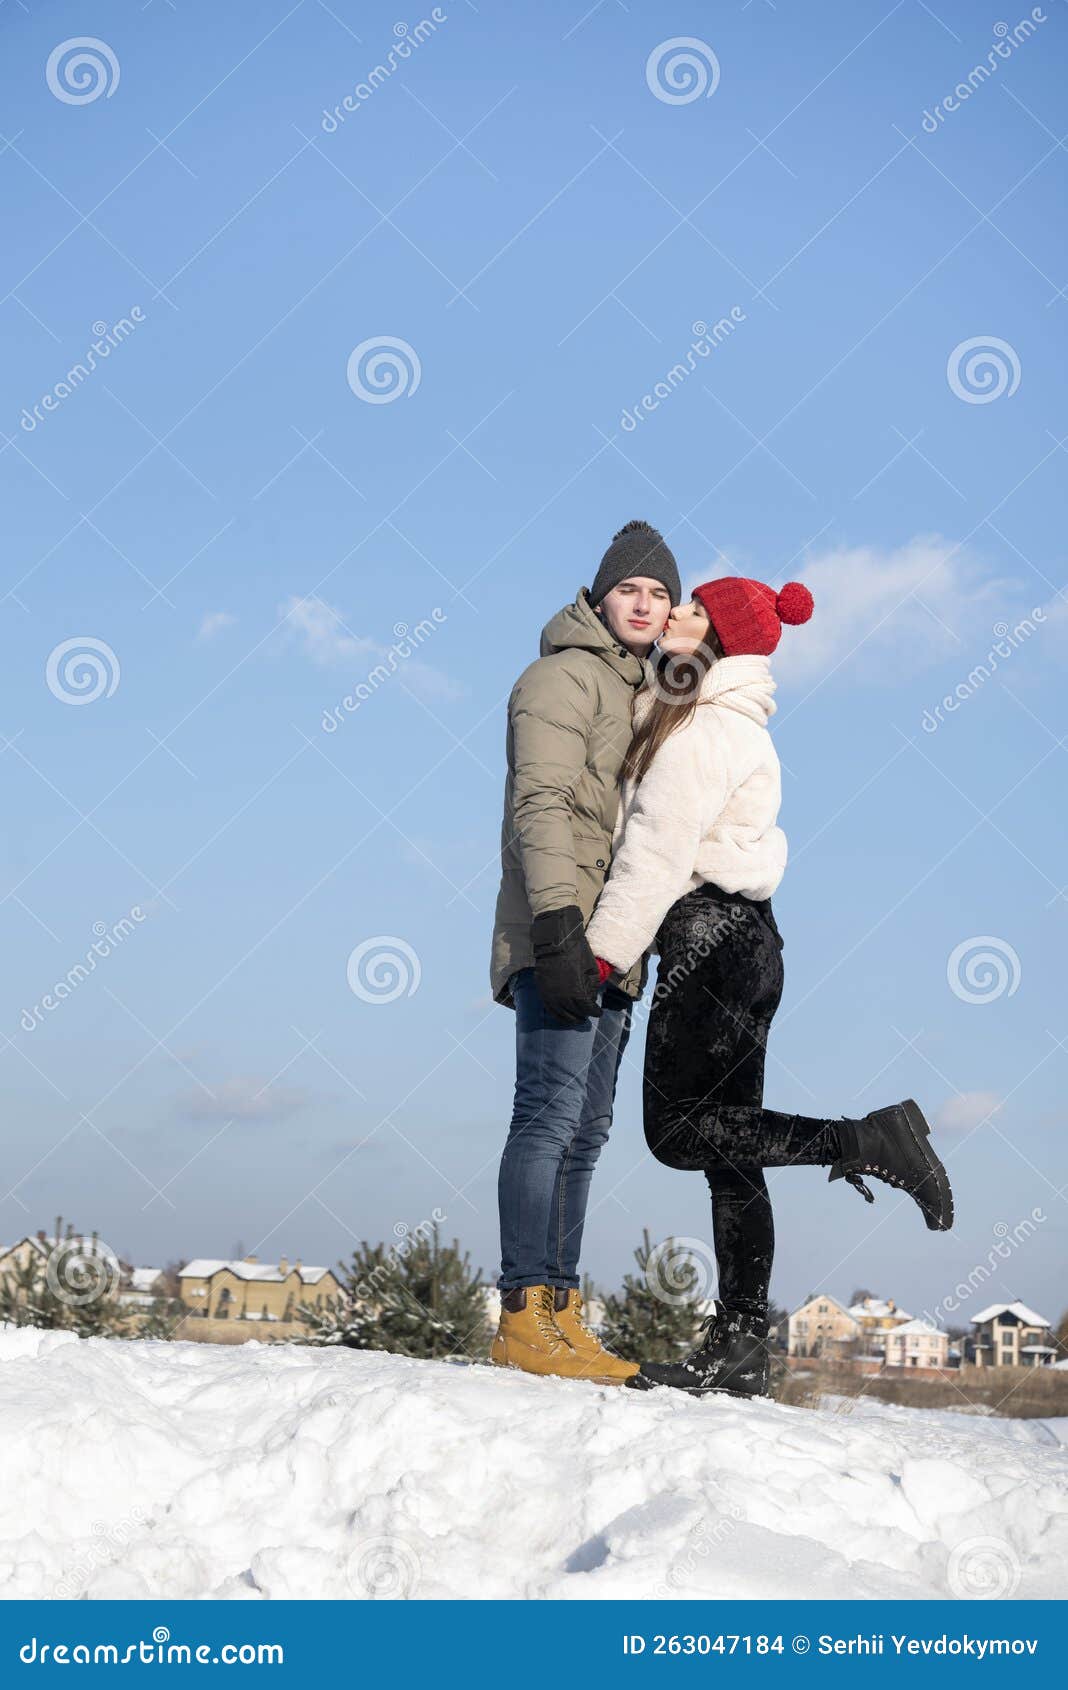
[584,654,787,973]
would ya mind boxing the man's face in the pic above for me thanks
[598,576,673,655]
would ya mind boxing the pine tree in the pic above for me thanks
[297,1224,491,1361]
[598,1229,706,1364]
[0,1224,130,1338]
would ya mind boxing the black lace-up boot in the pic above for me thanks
[625,1305,769,1399]
[829,1098,953,1231]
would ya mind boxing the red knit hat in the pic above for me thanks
[692,576,813,657]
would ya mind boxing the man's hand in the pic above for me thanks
[531,906,602,1025]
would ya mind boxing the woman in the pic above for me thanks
[585,575,953,1400]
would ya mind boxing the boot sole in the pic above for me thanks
[491,1357,631,1387]
[901,1098,954,1232]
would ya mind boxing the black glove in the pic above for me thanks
[531,905,602,1025]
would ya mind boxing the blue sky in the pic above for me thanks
[1,0,1065,1331]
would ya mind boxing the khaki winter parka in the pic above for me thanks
[490,590,650,1009]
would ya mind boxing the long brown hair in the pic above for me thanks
[622,624,724,785]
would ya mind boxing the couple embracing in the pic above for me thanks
[489,521,953,1399]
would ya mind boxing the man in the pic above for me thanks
[489,519,680,1383]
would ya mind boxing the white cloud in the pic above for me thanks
[281,594,464,702]
[724,535,1014,685]
[197,611,236,641]
[935,1091,1003,1132]
[177,1077,315,1123]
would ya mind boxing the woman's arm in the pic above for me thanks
[585,713,728,973]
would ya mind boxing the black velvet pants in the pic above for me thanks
[643,882,841,1321]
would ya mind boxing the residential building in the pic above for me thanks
[178,1256,342,1322]
[787,1293,858,1357]
[884,1318,949,1370]
[119,1268,165,1307]
[970,1302,1054,1368]
[847,1295,912,1357]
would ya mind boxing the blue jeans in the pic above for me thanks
[497,966,632,1291]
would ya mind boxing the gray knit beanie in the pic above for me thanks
[589,519,681,607]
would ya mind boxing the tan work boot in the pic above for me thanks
[550,1288,639,1384]
[490,1284,575,1376]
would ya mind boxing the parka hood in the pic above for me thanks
[540,590,648,686]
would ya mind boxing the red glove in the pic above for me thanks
[595,957,614,984]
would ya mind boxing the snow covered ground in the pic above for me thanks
[2,1324,1066,1601]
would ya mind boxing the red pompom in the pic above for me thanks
[776,581,813,625]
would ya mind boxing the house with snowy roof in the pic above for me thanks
[846,1295,913,1357]
[787,1293,859,1357]
[969,1301,1055,1368]
[883,1318,949,1370]
[178,1255,342,1322]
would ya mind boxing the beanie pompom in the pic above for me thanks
[776,581,813,625]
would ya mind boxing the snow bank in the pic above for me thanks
[1,1325,1066,1600]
